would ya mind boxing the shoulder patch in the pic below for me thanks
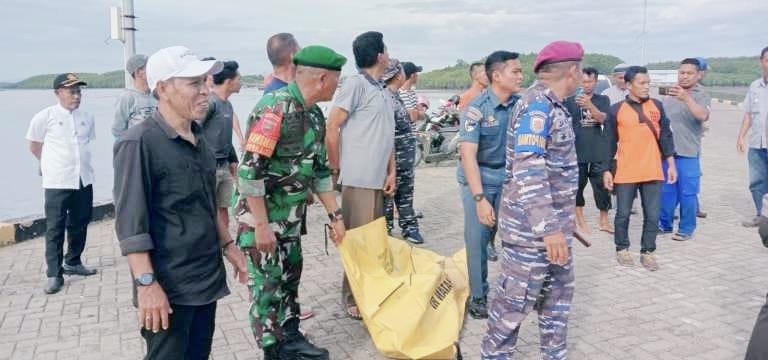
[529,111,547,133]
[466,107,482,122]
[245,107,283,157]
[464,106,482,132]
[513,102,551,155]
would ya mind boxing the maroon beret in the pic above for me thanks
[533,41,584,73]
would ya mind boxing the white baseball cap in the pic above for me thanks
[146,46,223,92]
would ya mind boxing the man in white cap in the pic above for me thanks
[112,54,157,139]
[113,46,248,358]
[602,63,630,105]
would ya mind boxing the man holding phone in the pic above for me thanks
[657,58,711,241]
[564,67,613,235]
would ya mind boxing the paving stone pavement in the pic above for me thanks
[1,102,766,360]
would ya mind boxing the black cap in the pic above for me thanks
[402,62,422,78]
[53,73,87,89]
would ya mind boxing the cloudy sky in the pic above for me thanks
[2,0,766,82]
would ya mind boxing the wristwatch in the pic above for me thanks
[328,208,344,222]
[134,273,155,287]
[473,193,485,202]
[330,168,340,176]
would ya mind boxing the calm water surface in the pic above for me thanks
[0,88,460,220]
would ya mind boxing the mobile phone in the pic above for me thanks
[575,87,584,97]
[659,86,670,96]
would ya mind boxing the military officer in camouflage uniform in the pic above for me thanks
[482,41,584,360]
[236,45,347,360]
[382,58,424,243]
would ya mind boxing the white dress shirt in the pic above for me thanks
[26,103,95,189]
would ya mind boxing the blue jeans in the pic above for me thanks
[659,156,701,235]
[749,148,768,216]
[461,183,501,300]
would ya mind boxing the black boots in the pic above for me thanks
[262,318,329,360]
[281,318,329,359]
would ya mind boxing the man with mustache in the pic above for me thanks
[113,46,248,359]
[27,73,98,294]
[236,45,347,360]
[602,66,677,271]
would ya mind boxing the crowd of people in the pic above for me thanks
[24,29,768,359]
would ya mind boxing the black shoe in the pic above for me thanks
[281,318,329,359]
[467,297,488,319]
[404,230,424,244]
[487,243,498,262]
[63,264,97,276]
[44,276,64,294]
[263,344,284,360]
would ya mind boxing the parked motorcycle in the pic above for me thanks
[413,95,461,166]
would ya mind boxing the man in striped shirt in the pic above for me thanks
[399,61,422,121]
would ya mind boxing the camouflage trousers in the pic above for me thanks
[481,245,574,360]
[385,145,418,234]
[241,235,303,348]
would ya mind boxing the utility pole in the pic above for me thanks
[122,0,137,88]
[640,0,647,65]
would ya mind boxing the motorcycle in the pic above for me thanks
[413,95,461,167]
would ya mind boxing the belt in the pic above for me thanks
[478,162,504,169]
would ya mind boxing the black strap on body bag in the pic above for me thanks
[627,101,662,153]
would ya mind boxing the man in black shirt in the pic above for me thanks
[199,60,241,252]
[564,67,613,234]
[113,46,247,359]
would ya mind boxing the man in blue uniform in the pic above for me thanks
[458,50,524,319]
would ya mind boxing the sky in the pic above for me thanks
[1,0,767,82]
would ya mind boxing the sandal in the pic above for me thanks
[599,224,615,234]
[346,304,362,320]
[299,311,315,320]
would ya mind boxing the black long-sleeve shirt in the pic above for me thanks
[113,112,229,306]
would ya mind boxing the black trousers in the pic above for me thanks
[576,161,611,210]
[141,302,217,360]
[44,182,93,278]
[747,293,768,360]
[614,181,661,253]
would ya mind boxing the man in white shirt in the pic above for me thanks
[26,73,98,295]
[602,63,630,105]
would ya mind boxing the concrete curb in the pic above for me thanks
[0,201,114,247]
[712,98,742,107]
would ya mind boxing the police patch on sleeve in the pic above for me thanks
[464,106,482,132]
[513,101,551,155]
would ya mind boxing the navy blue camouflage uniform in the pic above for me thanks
[482,81,578,360]
[385,90,420,235]
[457,88,518,301]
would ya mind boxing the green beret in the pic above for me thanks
[293,45,347,71]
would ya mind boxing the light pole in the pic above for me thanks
[121,0,137,88]
[640,0,647,65]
